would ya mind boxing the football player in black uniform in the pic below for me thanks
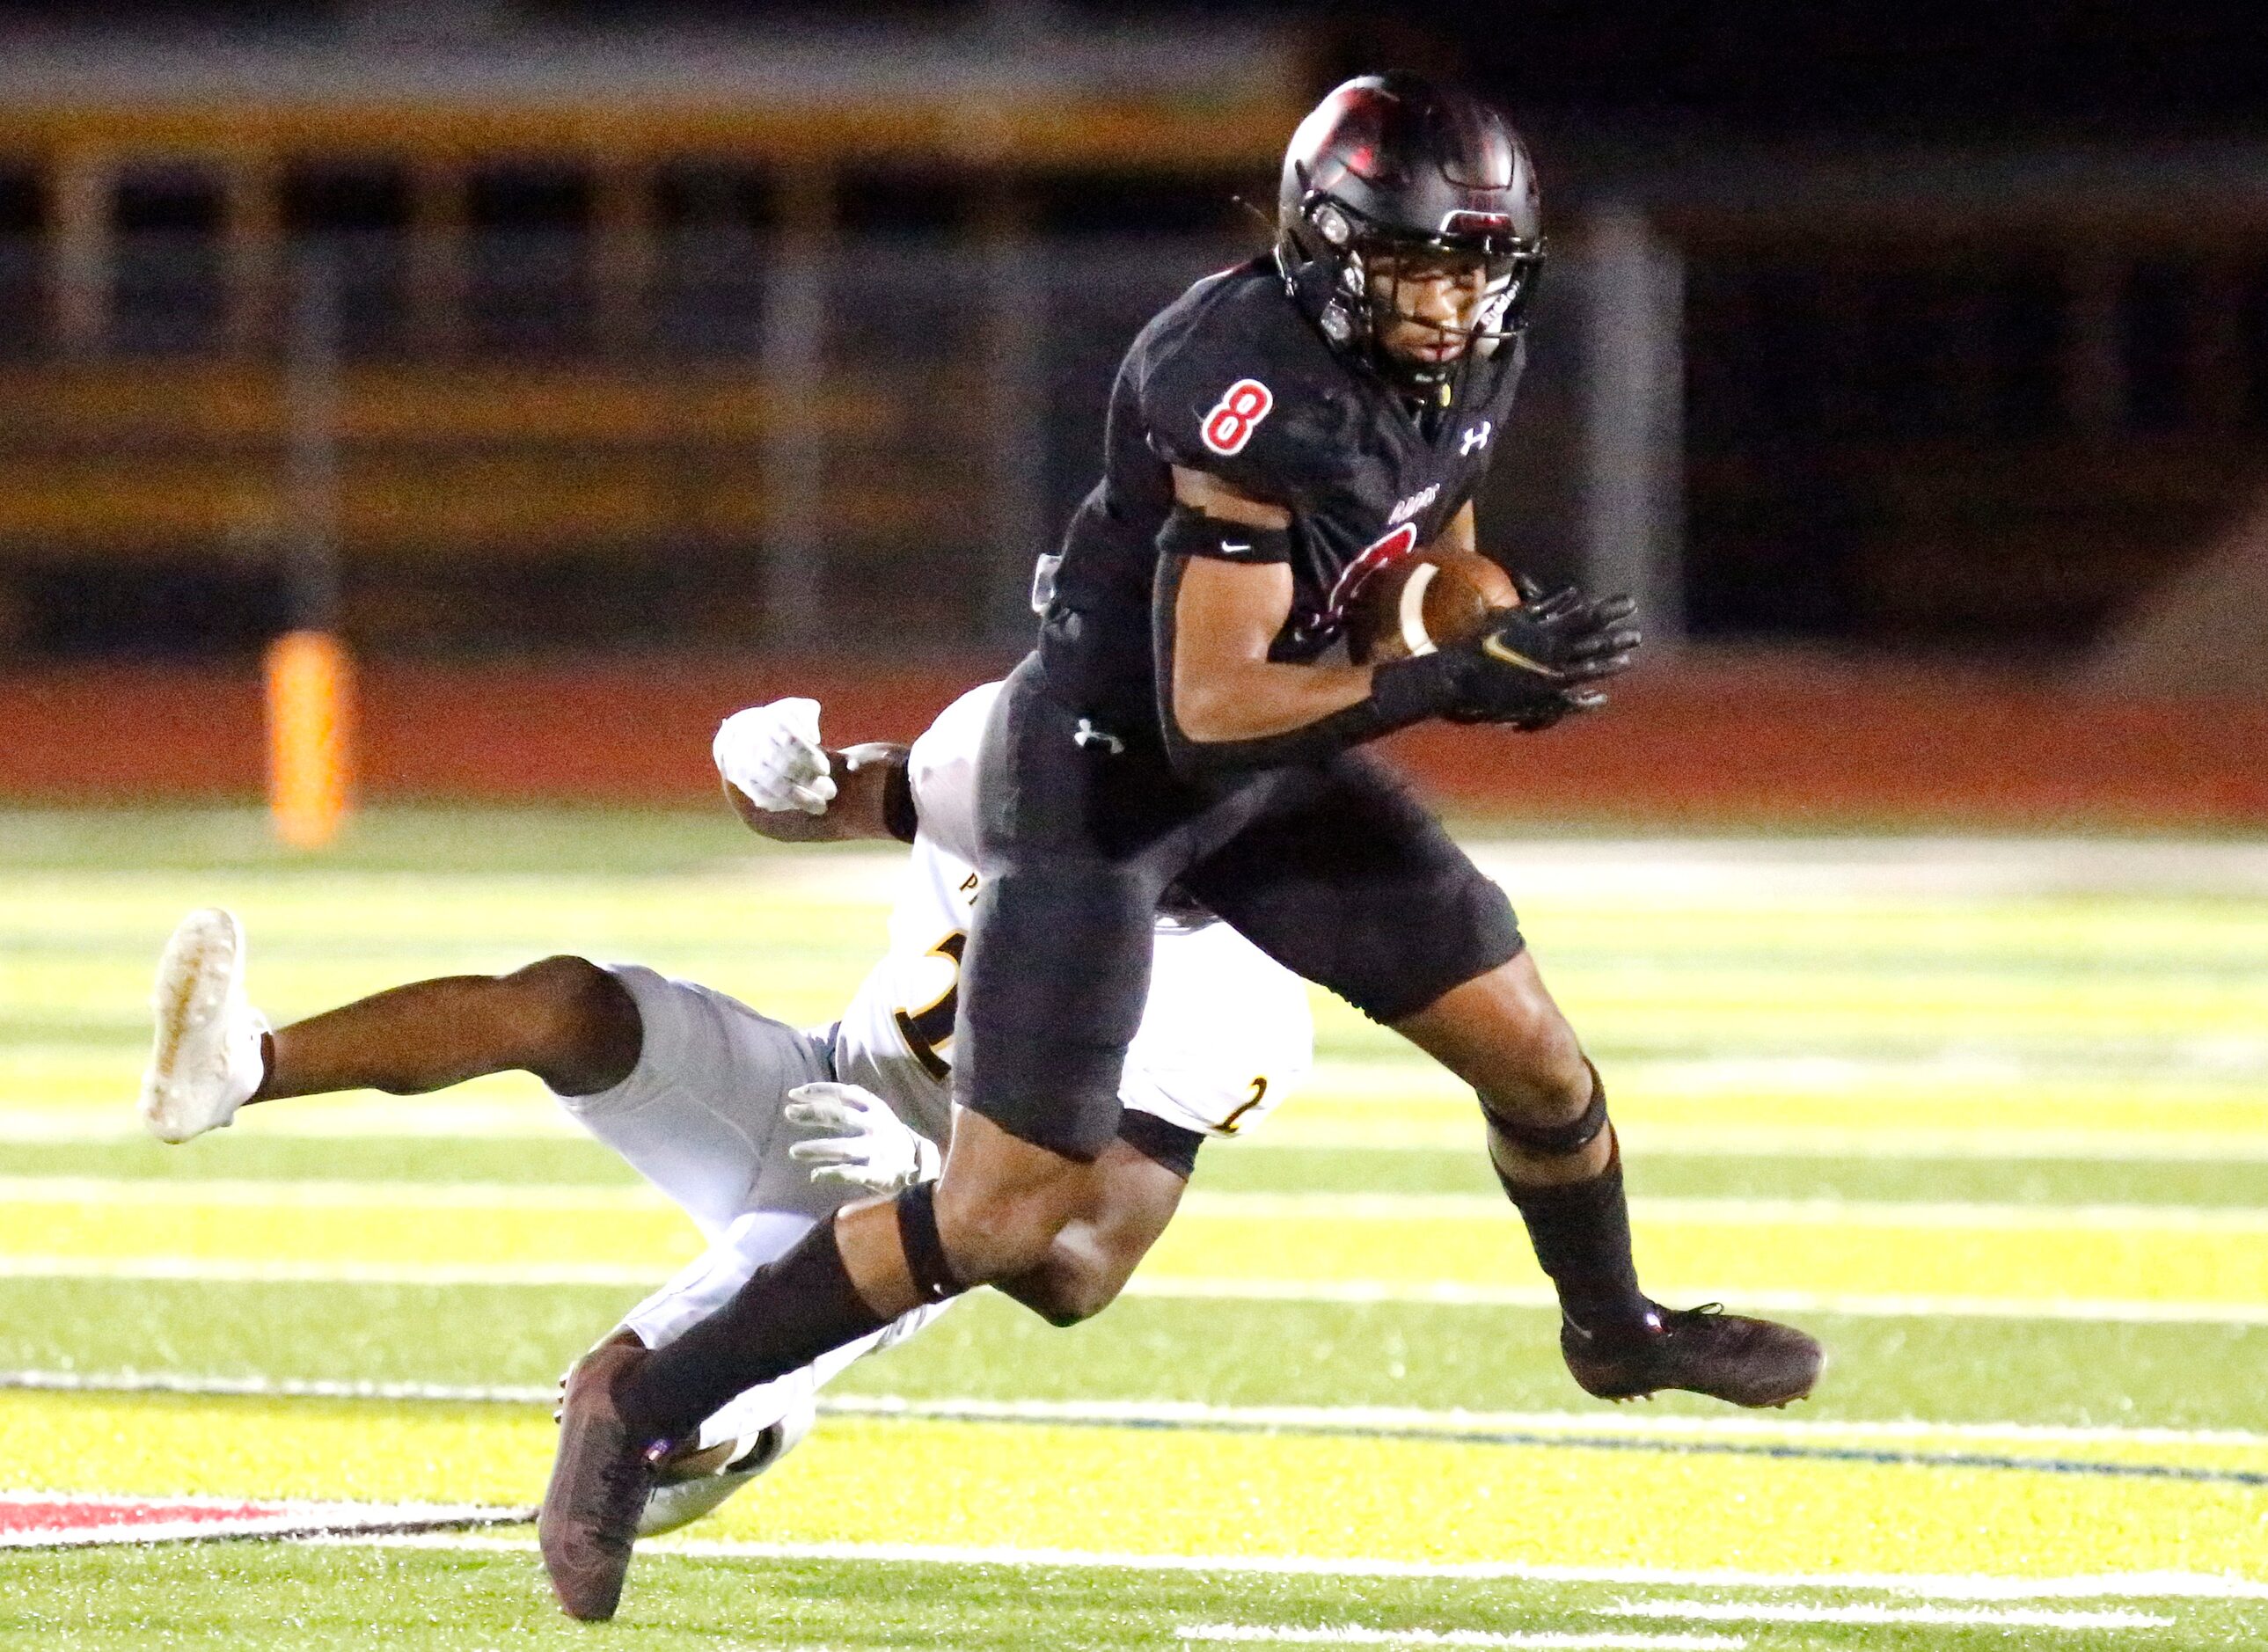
[542,73,1824,1619]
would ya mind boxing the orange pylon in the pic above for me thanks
[265,629,352,850]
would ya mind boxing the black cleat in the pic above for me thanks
[1562,1304,1824,1408]
[538,1339,664,1621]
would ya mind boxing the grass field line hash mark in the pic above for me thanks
[324,1534,2268,1599]
[8,1257,2268,1324]
[1602,1598,2170,1630]
[14,1371,2268,1489]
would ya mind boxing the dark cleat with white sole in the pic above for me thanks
[1562,1304,1824,1408]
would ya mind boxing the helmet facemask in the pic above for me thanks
[1283,186,1545,404]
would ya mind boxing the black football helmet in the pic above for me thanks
[1275,73,1545,398]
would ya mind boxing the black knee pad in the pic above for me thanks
[1482,1057,1609,1158]
[895,1181,967,1305]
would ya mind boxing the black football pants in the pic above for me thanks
[954,654,1523,1160]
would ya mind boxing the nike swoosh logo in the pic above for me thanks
[1220,542,1252,554]
[1482,635,1555,674]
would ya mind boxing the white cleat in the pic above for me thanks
[636,1399,814,1538]
[140,908,268,1144]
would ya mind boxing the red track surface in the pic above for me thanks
[3,654,2260,827]
[0,1495,280,1534]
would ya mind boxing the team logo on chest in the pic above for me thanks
[1386,483,1439,526]
[1286,522,1421,647]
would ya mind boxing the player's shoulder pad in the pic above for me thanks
[904,680,1000,866]
[1134,262,1355,511]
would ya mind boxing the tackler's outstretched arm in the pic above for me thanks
[713,697,914,845]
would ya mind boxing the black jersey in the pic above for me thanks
[1037,255,1526,727]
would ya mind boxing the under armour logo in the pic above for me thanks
[1459,420,1493,457]
[1072,718,1124,755]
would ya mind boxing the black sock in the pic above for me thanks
[1501,1138,1654,1341]
[614,1220,888,1444]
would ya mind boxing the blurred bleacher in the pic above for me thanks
[0,5,2262,821]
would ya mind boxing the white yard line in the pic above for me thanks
[1602,1599,2169,1630]
[1460,837,2268,902]
[0,1105,585,1144]
[13,1369,2268,1456]
[0,1370,558,1404]
[0,1175,662,1210]
[0,1255,664,1286]
[1122,1278,2268,1326]
[1175,1194,2268,1233]
[19,1117,2268,1160]
[5,1175,2266,1233]
[6,1255,2267,1323]
[1612,1132,2268,1164]
[812,1394,2268,1453]
[1179,1629,1741,1649]
[318,1532,2268,1599]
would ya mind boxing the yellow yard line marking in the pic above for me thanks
[6,1192,2268,1307]
[10,1390,2264,1584]
[4,1254,2268,1326]
[2,1177,2263,1233]
[339,1531,2268,1601]
[11,1370,2268,1454]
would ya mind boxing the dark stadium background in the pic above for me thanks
[2,0,2265,820]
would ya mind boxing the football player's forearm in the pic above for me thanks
[728,744,910,844]
[1158,654,1460,776]
[1173,657,1377,744]
[1155,546,1407,773]
[1155,558,1463,773]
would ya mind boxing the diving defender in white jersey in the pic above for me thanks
[138,682,1312,1535]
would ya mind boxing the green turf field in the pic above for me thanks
[5,806,2268,1649]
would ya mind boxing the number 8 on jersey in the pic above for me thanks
[1200,378,1274,457]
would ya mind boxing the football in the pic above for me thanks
[1343,548,1521,664]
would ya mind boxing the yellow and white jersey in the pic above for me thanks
[833,683,1313,1148]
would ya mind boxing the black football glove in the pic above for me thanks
[1438,587,1641,730]
[1371,586,1639,734]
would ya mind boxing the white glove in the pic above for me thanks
[784,1081,940,1195]
[713,698,837,816]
